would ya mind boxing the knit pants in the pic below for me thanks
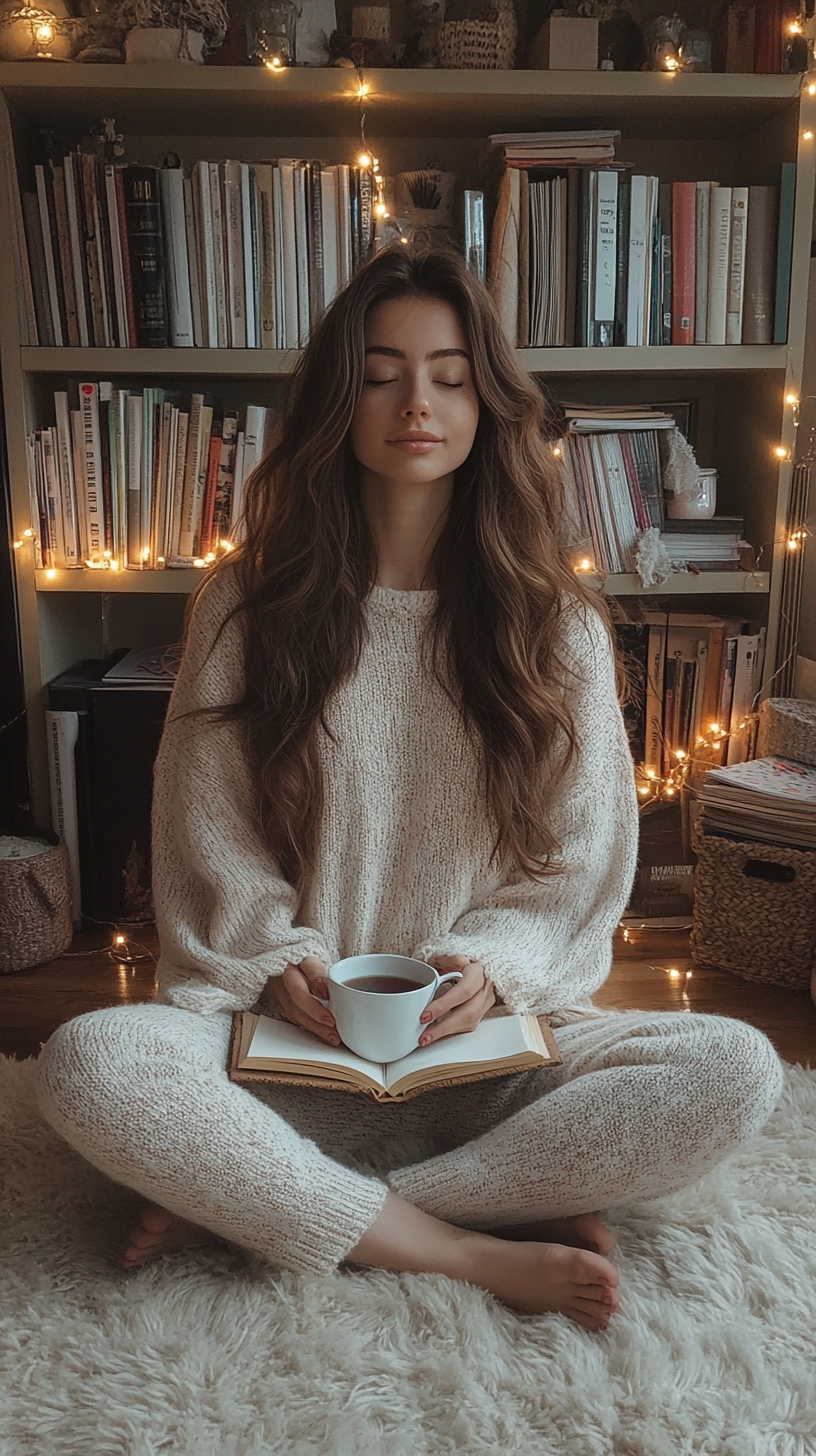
[34,1002,785,1276]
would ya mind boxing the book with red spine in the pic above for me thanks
[671,182,696,344]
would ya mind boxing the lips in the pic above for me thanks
[388,434,441,443]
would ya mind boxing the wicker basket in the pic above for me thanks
[756,697,816,767]
[0,833,73,974]
[690,818,816,990]
[438,0,517,68]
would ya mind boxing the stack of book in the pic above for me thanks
[487,130,795,348]
[26,382,274,568]
[15,153,378,350]
[696,756,816,850]
[661,517,747,572]
[614,613,766,775]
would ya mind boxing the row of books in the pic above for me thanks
[26,383,277,569]
[556,405,747,577]
[616,613,767,778]
[15,153,379,351]
[487,132,795,348]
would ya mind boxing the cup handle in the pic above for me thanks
[426,970,463,1004]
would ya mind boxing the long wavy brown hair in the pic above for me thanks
[182,241,625,903]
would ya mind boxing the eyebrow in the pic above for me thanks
[364,346,471,362]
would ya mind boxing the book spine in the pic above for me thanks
[63,155,90,348]
[114,166,138,349]
[93,156,117,349]
[671,181,696,345]
[613,181,629,348]
[178,392,205,557]
[593,169,617,346]
[125,393,142,567]
[79,152,108,347]
[657,180,672,346]
[35,165,64,346]
[336,164,351,291]
[168,410,189,561]
[213,411,239,543]
[199,421,223,556]
[54,391,80,564]
[50,163,80,348]
[69,409,88,565]
[78,382,104,561]
[517,168,529,348]
[694,181,712,344]
[140,386,155,565]
[193,160,217,347]
[208,161,229,349]
[8,163,38,345]
[22,191,54,347]
[359,163,373,266]
[725,186,748,345]
[98,381,114,554]
[160,165,195,348]
[41,427,66,568]
[182,173,203,348]
[706,187,732,345]
[626,175,648,346]
[222,159,246,349]
[742,185,778,345]
[191,404,213,557]
[773,162,796,345]
[293,161,310,347]
[242,161,259,348]
[123,166,170,347]
[103,164,129,348]
[255,164,277,347]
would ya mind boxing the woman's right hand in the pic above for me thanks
[265,957,340,1046]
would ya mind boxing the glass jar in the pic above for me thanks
[244,0,299,66]
[666,468,717,520]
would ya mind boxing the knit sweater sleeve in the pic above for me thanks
[410,601,639,1017]
[152,567,332,1016]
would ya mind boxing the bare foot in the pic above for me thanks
[121,1202,225,1269]
[491,1212,615,1257]
[462,1235,620,1330]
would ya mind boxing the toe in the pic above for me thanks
[140,1204,174,1234]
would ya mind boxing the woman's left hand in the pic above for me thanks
[418,954,497,1046]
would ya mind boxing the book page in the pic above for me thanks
[383,1014,543,1094]
[245,1015,386,1091]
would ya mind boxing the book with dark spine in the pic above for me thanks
[22,191,54,346]
[742,185,778,344]
[122,165,170,347]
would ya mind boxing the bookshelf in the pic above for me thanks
[1,63,814,825]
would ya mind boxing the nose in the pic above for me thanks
[400,375,431,422]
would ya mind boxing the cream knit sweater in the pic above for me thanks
[151,568,639,1026]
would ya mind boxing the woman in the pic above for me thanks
[35,244,784,1334]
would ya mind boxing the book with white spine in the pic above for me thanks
[725,186,748,345]
[292,160,310,347]
[336,164,352,291]
[159,165,194,348]
[707,187,732,345]
[41,428,66,568]
[593,169,618,346]
[69,410,86,565]
[272,164,286,349]
[192,160,217,347]
[111,387,129,564]
[626,175,649,346]
[230,429,245,539]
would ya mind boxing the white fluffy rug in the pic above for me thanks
[2,1053,816,1456]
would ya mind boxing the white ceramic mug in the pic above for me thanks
[314,953,463,1062]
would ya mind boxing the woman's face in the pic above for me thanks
[349,293,480,488]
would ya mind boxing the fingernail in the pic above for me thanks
[420,1012,432,1023]
[420,1035,431,1046]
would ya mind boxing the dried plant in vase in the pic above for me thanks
[115,0,229,60]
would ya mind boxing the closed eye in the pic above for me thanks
[364,379,464,388]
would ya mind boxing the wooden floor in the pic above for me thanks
[2,923,815,1068]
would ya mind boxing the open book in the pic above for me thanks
[228,1008,562,1103]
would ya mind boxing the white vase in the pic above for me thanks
[124,26,205,62]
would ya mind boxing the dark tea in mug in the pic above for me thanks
[344,975,427,994]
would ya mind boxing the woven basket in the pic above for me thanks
[438,0,517,68]
[756,697,816,767]
[0,834,73,974]
[690,819,816,990]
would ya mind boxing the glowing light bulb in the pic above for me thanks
[22,528,34,537]
[265,57,283,69]
[220,539,235,551]
[786,392,799,405]
[804,130,814,140]
[809,83,816,94]
[358,152,371,167]
[664,55,679,70]
[358,82,369,98]
[13,540,22,549]
[790,20,802,32]
[775,445,789,458]
[45,567,56,578]
[204,552,216,562]
[552,445,562,456]
[116,934,125,945]
[34,21,53,42]
[788,536,801,550]
[110,558,119,571]
[193,557,206,567]
[141,546,150,561]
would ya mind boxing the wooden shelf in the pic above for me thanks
[0,64,801,139]
[33,568,770,595]
[21,344,789,377]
